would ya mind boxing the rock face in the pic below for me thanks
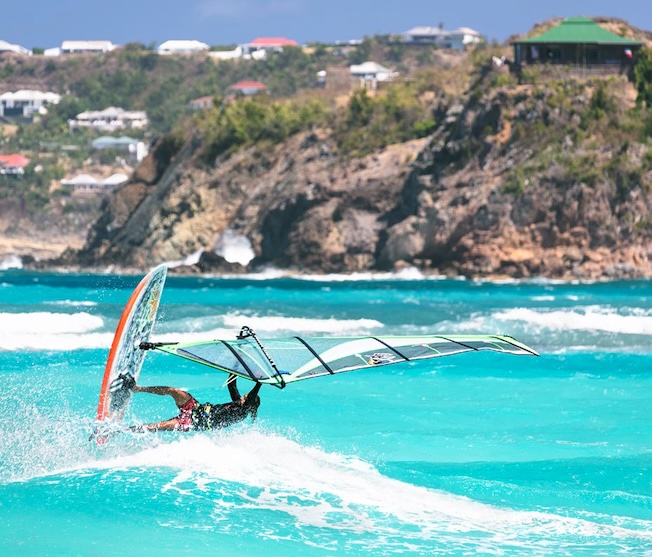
[380,86,652,279]
[63,82,652,279]
[67,130,427,274]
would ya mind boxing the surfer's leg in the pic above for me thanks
[132,385,193,407]
[130,418,181,432]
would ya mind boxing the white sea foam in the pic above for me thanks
[50,300,98,307]
[214,229,256,266]
[0,311,103,335]
[165,249,203,269]
[222,313,383,334]
[4,419,650,553]
[198,267,446,281]
[297,267,431,282]
[495,307,652,335]
[0,311,106,350]
[0,308,384,351]
[0,255,23,270]
[82,432,652,548]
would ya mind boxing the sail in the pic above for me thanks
[150,333,539,388]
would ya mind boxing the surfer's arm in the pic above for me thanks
[227,374,241,402]
[247,382,262,398]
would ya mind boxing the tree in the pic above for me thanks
[634,47,652,108]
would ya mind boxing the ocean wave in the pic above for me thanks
[50,300,98,307]
[296,267,436,282]
[164,249,203,269]
[0,311,103,335]
[0,311,105,350]
[495,307,652,335]
[189,267,449,282]
[78,432,651,548]
[0,308,385,351]
[222,313,383,334]
[0,255,23,271]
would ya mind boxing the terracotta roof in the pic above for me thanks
[0,154,30,168]
[190,95,215,103]
[249,37,298,47]
[229,81,267,90]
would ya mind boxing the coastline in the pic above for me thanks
[1,232,650,282]
[3,258,651,285]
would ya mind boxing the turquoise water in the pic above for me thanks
[0,271,650,556]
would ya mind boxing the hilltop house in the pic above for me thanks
[158,40,209,55]
[68,107,148,132]
[0,90,61,118]
[228,81,268,96]
[61,40,116,54]
[0,40,31,55]
[402,26,482,50]
[0,154,30,175]
[512,16,643,74]
[350,61,398,89]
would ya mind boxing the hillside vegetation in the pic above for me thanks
[1,21,651,277]
[0,39,467,222]
[65,46,652,278]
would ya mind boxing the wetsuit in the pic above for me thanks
[186,378,261,431]
[190,400,253,430]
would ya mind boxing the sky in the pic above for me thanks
[2,0,651,49]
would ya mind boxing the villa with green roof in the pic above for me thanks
[512,16,643,74]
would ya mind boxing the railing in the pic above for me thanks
[513,63,633,79]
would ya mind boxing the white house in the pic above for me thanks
[0,90,61,117]
[402,26,445,44]
[402,26,481,50]
[101,173,129,188]
[91,136,148,162]
[158,40,209,55]
[350,61,398,83]
[209,46,243,60]
[61,173,128,193]
[0,40,31,55]
[61,40,116,54]
[446,27,482,50]
[68,107,148,132]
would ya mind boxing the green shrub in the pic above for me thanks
[565,153,602,186]
[333,82,436,157]
[500,167,529,195]
[199,95,327,163]
[634,47,652,108]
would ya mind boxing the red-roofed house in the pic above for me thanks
[188,95,215,110]
[242,37,299,57]
[0,154,30,175]
[228,81,268,96]
[249,37,299,48]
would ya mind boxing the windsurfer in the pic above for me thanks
[122,374,262,432]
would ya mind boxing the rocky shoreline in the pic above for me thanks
[5,79,652,281]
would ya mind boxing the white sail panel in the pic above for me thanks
[153,334,539,388]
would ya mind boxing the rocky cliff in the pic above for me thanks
[60,76,652,279]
